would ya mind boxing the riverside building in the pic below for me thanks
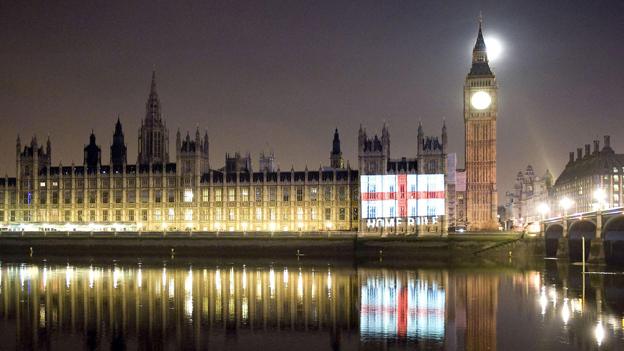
[0,72,359,233]
[551,136,624,214]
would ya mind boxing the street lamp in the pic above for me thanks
[593,188,607,210]
[559,197,573,214]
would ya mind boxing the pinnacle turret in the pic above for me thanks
[468,18,493,77]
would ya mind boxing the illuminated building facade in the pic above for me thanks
[551,135,624,214]
[464,20,499,231]
[357,122,448,234]
[505,165,553,229]
[0,73,359,232]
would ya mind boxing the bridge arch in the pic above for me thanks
[544,224,563,257]
[568,220,596,262]
[603,215,624,265]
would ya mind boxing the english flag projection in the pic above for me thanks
[360,174,445,229]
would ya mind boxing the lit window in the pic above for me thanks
[184,189,193,202]
[184,209,193,221]
[168,208,175,221]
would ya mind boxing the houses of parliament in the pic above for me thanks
[0,22,498,233]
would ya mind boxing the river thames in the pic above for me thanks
[0,257,622,350]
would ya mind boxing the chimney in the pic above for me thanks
[569,152,575,163]
[584,144,591,157]
[593,140,600,154]
[577,148,583,161]
[604,135,611,149]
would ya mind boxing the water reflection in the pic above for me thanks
[0,260,622,350]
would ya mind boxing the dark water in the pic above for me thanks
[0,257,623,350]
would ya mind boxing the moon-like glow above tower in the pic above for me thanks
[485,37,503,61]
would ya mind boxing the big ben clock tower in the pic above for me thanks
[464,19,498,231]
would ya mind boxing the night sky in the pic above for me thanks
[1,0,623,198]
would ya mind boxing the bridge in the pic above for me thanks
[541,206,624,264]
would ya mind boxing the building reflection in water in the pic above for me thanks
[0,261,622,350]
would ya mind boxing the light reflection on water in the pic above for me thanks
[0,260,622,350]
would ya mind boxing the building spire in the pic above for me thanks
[150,69,157,95]
[468,14,493,76]
[145,69,162,122]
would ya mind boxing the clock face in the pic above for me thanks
[470,91,492,110]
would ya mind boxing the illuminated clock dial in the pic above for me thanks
[470,91,492,110]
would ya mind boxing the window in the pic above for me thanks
[77,210,83,222]
[64,210,71,222]
[90,210,96,222]
[228,188,236,202]
[184,209,193,221]
[0,210,4,222]
[76,191,84,204]
[296,187,303,202]
[168,189,175,203]
[338,186,346,201]
[127,190,136,203]
[215,208,223,221]
[311,207,317,220]
[64,190,72,204]
[155,190,162,203]
[282,187,289,202]
[282,210,289,220]
[154,209,162,221]
[183,189,193,203]
[128,210,135,221]
[310,187,318,201]
[114,190,122,204]
[269,187,277,201]
[241,188,249,202]
[168,208,175,221]
[297,207,304,221]
[215,189,223,202]
[141,177,149,187]
[141,189,149,203]
[324,208,331,221]
[339,208,346,221]
[115,178,123,188]
[324,186,332,201]
[102,210,109,222]
[228,209,235,221]
[39,191,46,205]
[255,208,262,221]
[168,177,176,187]
[241,208,249,220]
[10,210,16,222]
[269,208,276,221]
[255,187,262,202]
[115,210,122,222]
[202,188,209,202]
[102,191,109,204]
[127,178,135,187]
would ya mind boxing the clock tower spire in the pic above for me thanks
[464,18,498,231]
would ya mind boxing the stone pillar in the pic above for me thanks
[556,237,569,259]
[441,215,448,236]
[588,211,606,264]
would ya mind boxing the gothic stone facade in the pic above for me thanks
[0,73,359,232]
